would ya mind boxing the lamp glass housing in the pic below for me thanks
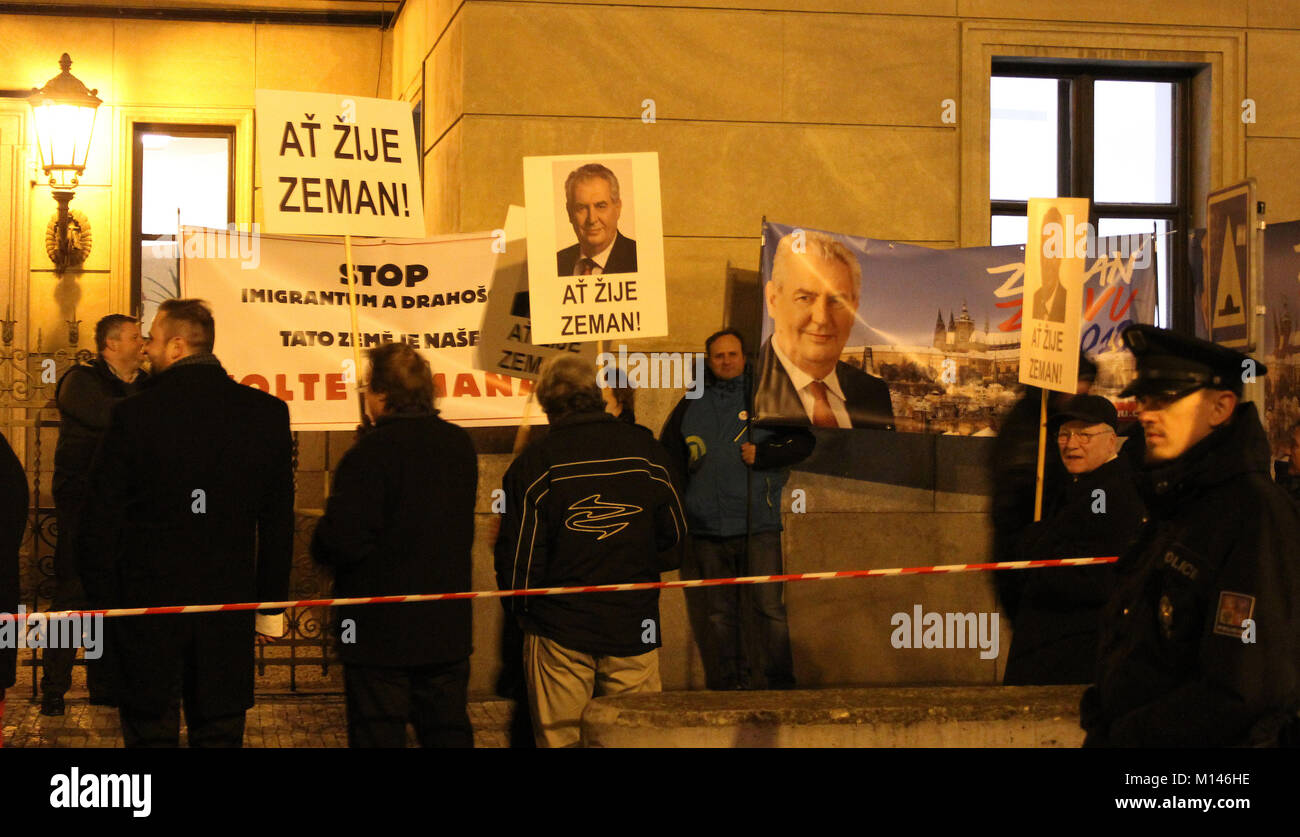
[32,100,98,189]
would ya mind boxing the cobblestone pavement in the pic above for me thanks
[2,693,517,748]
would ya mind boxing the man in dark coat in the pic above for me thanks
[0,432,28,741]
[42,313,147,715]
[80,299,293,747]
[1003,394,1145,685]
[312,342,477,748]
[989,355,1097,622]
[1082,325,1300,746]
[496,355,685,747]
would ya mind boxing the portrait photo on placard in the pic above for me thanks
[550,158,638,278]
[522,152,666,344]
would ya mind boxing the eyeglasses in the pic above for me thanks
[1056,429,1114,444]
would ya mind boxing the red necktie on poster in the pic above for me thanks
[807,381,837,428]
[580,258,597,275]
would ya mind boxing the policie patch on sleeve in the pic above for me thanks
[1212,591,1256,639]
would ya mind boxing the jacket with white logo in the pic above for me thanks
[494,411,686,656]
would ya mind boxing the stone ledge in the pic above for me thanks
[581,685,1088,748]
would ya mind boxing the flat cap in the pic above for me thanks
[1119,324,1264,398]
[1051,394,1119,431]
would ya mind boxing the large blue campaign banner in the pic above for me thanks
[754,221,1156,434]
[1263,219,1300,458]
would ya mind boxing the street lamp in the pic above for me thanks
[28,53,101,272]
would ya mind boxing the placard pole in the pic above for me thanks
[344,233,365,426]
[1034,387,1048,522]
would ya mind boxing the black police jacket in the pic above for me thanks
[495,411,686,657]
[1082,402,1300,746]
[311,411,477,667]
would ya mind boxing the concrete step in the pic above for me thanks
[581,685,1088,748]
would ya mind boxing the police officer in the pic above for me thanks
[1081,325,1300,746]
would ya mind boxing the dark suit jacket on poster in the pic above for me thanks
[753,338,895,430]
[79,357,294,717]
[1032,283,1066,323]
[556,231,638,276]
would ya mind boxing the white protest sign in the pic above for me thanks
[474,206,595,380]
[182,226,537,429]
[255,89,425,238]
[1019,197,1088,393]
[522,152,667,343]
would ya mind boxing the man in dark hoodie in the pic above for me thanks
[1082,325,1300,746]
[660,329,814,690]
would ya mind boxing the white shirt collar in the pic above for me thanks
[581,235,618,271]
[772,336,844,400]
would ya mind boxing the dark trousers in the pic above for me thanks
[120,703,246,748]
[41,576,118,701]
[43,496,118,702]
[694,531,795,690]
[343,658,473,748]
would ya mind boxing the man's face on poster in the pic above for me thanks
[767,251,858,379]
[567,176,621,257]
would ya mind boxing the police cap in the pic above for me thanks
[1119,324,1264,398]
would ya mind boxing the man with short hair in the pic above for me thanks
[495,355,684,747]
[555,163,638,277]
[80,299,294,747]
[1082,324,1300,746]
[661,329,813,690]
[41,313,147,715]
[1002,394,1145,685]
[754,230,894,429]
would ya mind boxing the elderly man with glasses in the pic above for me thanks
[1081,325,1300,747]
[1003,393,1145,686]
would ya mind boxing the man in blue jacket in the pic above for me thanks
[661,329,814,690]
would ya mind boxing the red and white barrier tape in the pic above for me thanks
[0,557,1116,623]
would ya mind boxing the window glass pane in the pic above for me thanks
[141,134,229,235]
[990,76,1058,201]
[1098,217,1169,329]
[991,215,1028,246]
[1093,81,1172,204]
